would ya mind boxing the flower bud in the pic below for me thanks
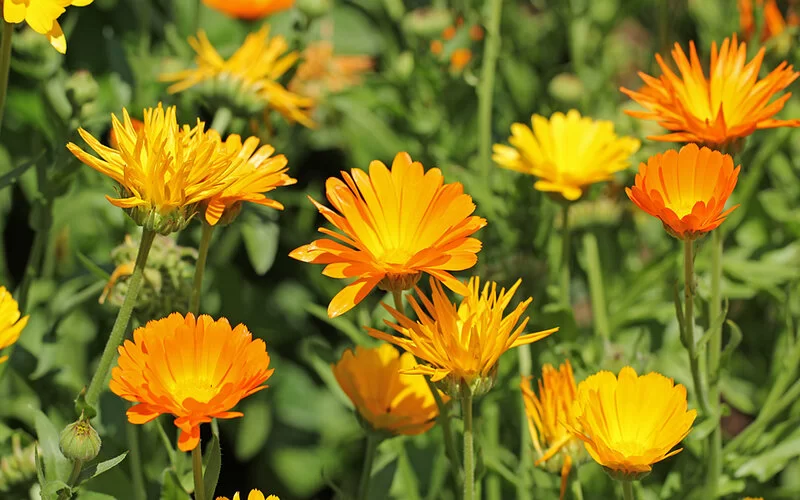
[296,0,332,19]
[59,418,101,462]
[402,9,452,38]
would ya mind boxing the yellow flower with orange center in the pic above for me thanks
[567,367,696,479]
[203,0,293,19]
[3,0,93,54]
[109,313,273,452]
[332,344,444,436]
[0,287,27,364]
[288,41,373,101]
[626,143,740,240]
[289,152,487,318]
[216,490,278,500]
[621,35,800,148]
[161,27,314,128]
[493,110,640,201]
[368,277,558,392]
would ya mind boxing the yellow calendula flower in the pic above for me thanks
[161,27,314,127]
[0,287,28,363]
[216,489,278,500]
[493,110,640,201]
[742,497,764,500]
[369,277,558,395]
[288,40,373,101]
[567,367,696,480]
[332,344,444,436]
[3,0,93,54]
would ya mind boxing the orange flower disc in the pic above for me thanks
[202,0,293,20]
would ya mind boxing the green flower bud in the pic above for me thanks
[548,73,584,105]
[65,71,100,111]
[59,418,101,463]
[402,8,452,38]
[296,0,332,19]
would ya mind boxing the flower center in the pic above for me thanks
[171,378,219,404]
[379,248,413,265]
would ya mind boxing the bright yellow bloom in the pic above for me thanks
[567,367,696,479]
[161,27,314,128]
[333,344,444,435]
[493,110,640,201]
[203,0,293,20]
[216,490,278,500]
[289,152,487,318]
[67,105,239,234]
[369,277,558,391]
[3,0,93,54]
[621,35,800,148]
[0,287,27,364]
[742,498,764,500]
[288,41,373,101]
[109,313,273,452]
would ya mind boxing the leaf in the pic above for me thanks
[202,434,222,497]
[76,251,112,282]
[240,217,280,276]
[77,452,128,484]
[305,302,372,346]
[160,469,191,500]
[0,154,42,190]
[76,491,119,499]
[234,400,272,462]
[734,429,800,481]
[34,409,71,483]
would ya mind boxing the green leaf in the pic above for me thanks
[0,154,42,191]
[160,469,191,500]
[34,409,71,484]
[241,217,280,276]
[734,429,800,481]
[75,251,112,282]
[202,434,222,497]
[234,400,272,462]
[77,452,128,485]
[305,302,372,346]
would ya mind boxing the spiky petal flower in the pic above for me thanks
[621,35,800,148]
[0,287,27,364]
[288,41,373,101]
[739,0,799,42]
[203,0,293,20]
[109,313,273,452]
[289,152,487,318]
[216,490,278,500]
[3,0,93,54]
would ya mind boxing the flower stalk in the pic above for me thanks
[621,480,635,500]
[192,440,206,500]
[561,203,572,309]
[190,224,215,315]
[477,0,503,180]
[682,239,712,416]
[357,433,379,500]
[706,228,723,498]
[0,20,13,134]
[461,384,475,500]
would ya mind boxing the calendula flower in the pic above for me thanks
[203,136,296,226]
[739,0,799,41]
[203,0,293,19]
[289,152,487,318]
[67,105,239,235]
[161,27,314,127]
[621,35,800,148]
[288,41,373,101]
[493,110,641,201]
[216,490,278,500]
[626,143,740,240]
[742,497,764,500]
[368,277,558,394]
[3,0,93,54]
[450,48,472,72]
[109,117,143,149]
[521,360,585,500]
[333,344,443,436]
[109,313,273,452]
[567,366,696,480]
[0,287,27,364]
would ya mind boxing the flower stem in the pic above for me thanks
[357,433,379,500]
[425,377,462,489]
[210,107,233,136]
[461,385,475,500]
[516,344,533,500]
[477,0,503,180]
[561,203,572,309]
[84,229,157,411]
[0,20,13,134]
[192,441,206,500]
[190,224,214,316]
[127,422,147,500]
[682,239,712,416]
[391,288,406,316]
[706,229,723,498]
[583,232,610,339]
[620,480,635,500]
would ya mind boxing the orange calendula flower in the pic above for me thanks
[450,48,472,72]
[109,313,273,452]
[368,277,558,394]
[332,344,444,436]
[203,0,293,20]
[739,0,799,41]
[216,490,279,500]
[0,287,27,364]
[493,110,640,201]
[288,41,373,101]
[626,143,740,240]
[621,35,800,148]
[567,367,696,479]
[289,152,487,318]
[3,0,93,54]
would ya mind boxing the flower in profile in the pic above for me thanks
[161,27,314,127]
[67,105,239,235]
[739,0,799,42]
[0,287,28,363]
[567,366,696,479]
[368,277,558,394]
[332,344,443,436]
[621,35,800,148]
[109,313,273,451]
[216,490,278,500]
[626,143,740,240]
[289,152,487,318]
[288,41,373,101]
[493,110,641,201]
[521,360,585,500]
[203,0,293,20]
[3,0,93,54]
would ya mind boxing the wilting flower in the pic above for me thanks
[203,0,293,19]
[521,360,585,500]
[567,366,696,480]
[110,313,273,451]
[67,105,239,234]
[626,143,740,240]
[332,344,443,435]
[216,490,278,500]
[493,110,640,201]
[621,35,800,148]
[739,0,799,42]
[288,41,373,101]
[0,287,27,363]
[161,27,314,127]
[369,277,558,394]
[289,152,486,318]
[3,0,93,54]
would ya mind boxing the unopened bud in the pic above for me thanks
[59,417,101,462]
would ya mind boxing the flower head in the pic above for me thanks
[216,490,278,500]
[203,0,293,19]
[333,344,443,436]
[567,366,696,479]
[161,27,314,127]
[3,0,93,54]
[288,41,373,101]
[0,287,27,364]
[369,277,558,393]
[626,143,740,240]
[493,110,640,201]
[289,152,487,318]
[621,35,800,148]
[109,313,273,451]
[739,0,799,42]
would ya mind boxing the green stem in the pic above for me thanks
[706,229,723,498]
[425,377,462,489]
[392,288,406,316]
[477,0,503,180]
[516,344,533,500]
[127,421,147,500]
[584,232,610,339]
[68,459,82,486]
[461,385,475,500]
[621,480,635,500]
[190,224,214,316]
[83,229,157,411]
[683,239,712,416]
[192,440,206,500]
[210,107,233,136]
[561,204,571,309]
[0,20,13,134]
[357,433,379,500]
[482,401,501,500]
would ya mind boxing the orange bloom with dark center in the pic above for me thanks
[110,313,273,451]
[289,152,486,318]
[739,0,799,41]
[621,35,800,148]
[626,144,740,240]
[202,0,293,19]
